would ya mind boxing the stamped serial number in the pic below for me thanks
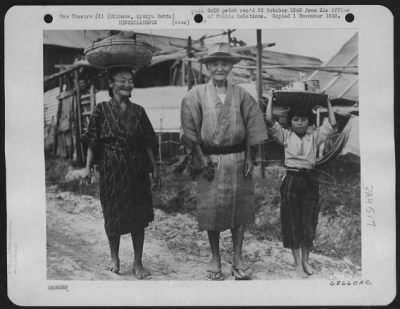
[48,284,69,291]
[331,7,350,13]
[330,280,372,286]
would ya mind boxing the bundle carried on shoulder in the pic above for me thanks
[84,31,154,70]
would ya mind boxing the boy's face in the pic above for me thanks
[291,116,309,135]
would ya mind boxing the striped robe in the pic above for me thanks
[83,100,157,238]
[181,80,268,231]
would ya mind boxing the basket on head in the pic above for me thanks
[272,91,328,111]
[84,32,153,70]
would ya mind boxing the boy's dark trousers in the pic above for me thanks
[280,169,320,249]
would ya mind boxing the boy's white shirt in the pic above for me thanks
[269,118,335,169]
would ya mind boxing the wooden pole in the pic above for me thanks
[187,36,194,90]
[71,74,78,161]
[184,57,358,75]
[90,83,96,113]
[53,76,64,155]
[235,64,358,75]
[73,70,84,164]
[256,29,265,178]
[199,63,203,84]
[316,108,322,158]
[181,61,185,86]
[159,117,163,164]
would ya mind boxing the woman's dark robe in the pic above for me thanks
[84,100,157,237]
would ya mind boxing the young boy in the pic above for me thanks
[266,95,336,277]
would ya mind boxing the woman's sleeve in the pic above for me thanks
[241,90,269,146]
[82,103,102,151]
[140,107,158,156]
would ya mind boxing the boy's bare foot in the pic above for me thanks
[302,261,315,276]
[133,263,151,280]
[106,259,120,274]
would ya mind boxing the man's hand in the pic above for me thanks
[200,156,214,181]
[244,156,255,177]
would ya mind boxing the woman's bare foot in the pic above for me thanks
[107,236,120,274]
[293,263,308,278]
[301,246,314,276]
[302,260,315,276]
[133,263,151,280]
[106,258,120,274]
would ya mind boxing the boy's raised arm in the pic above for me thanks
[327,96,337,129]
[265,94,274,127]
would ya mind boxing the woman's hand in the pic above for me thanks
[81,167,92,185]
[83,147,94,185]
[151,166,162,191]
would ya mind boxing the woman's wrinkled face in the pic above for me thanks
[206,60,233,82]
[291,116,309,135]
[109,71,134,98]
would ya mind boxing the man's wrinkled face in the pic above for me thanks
[206,60,233,82]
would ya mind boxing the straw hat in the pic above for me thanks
[199,42,241,64]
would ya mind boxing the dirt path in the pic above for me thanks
[47,186,361,281]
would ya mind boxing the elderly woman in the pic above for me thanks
[82,66,160,280]
[181,43,268,280]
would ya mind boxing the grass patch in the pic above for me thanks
[45,156,72,185]
[45,155,99,197]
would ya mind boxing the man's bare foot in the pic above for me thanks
[206,258,224,280]
[206,258,221,273]
[106,259,120,274]
[231,258,251,280]
[133,263,151,280]
[302,261,315,276]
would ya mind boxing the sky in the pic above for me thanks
[138,29,358,63]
